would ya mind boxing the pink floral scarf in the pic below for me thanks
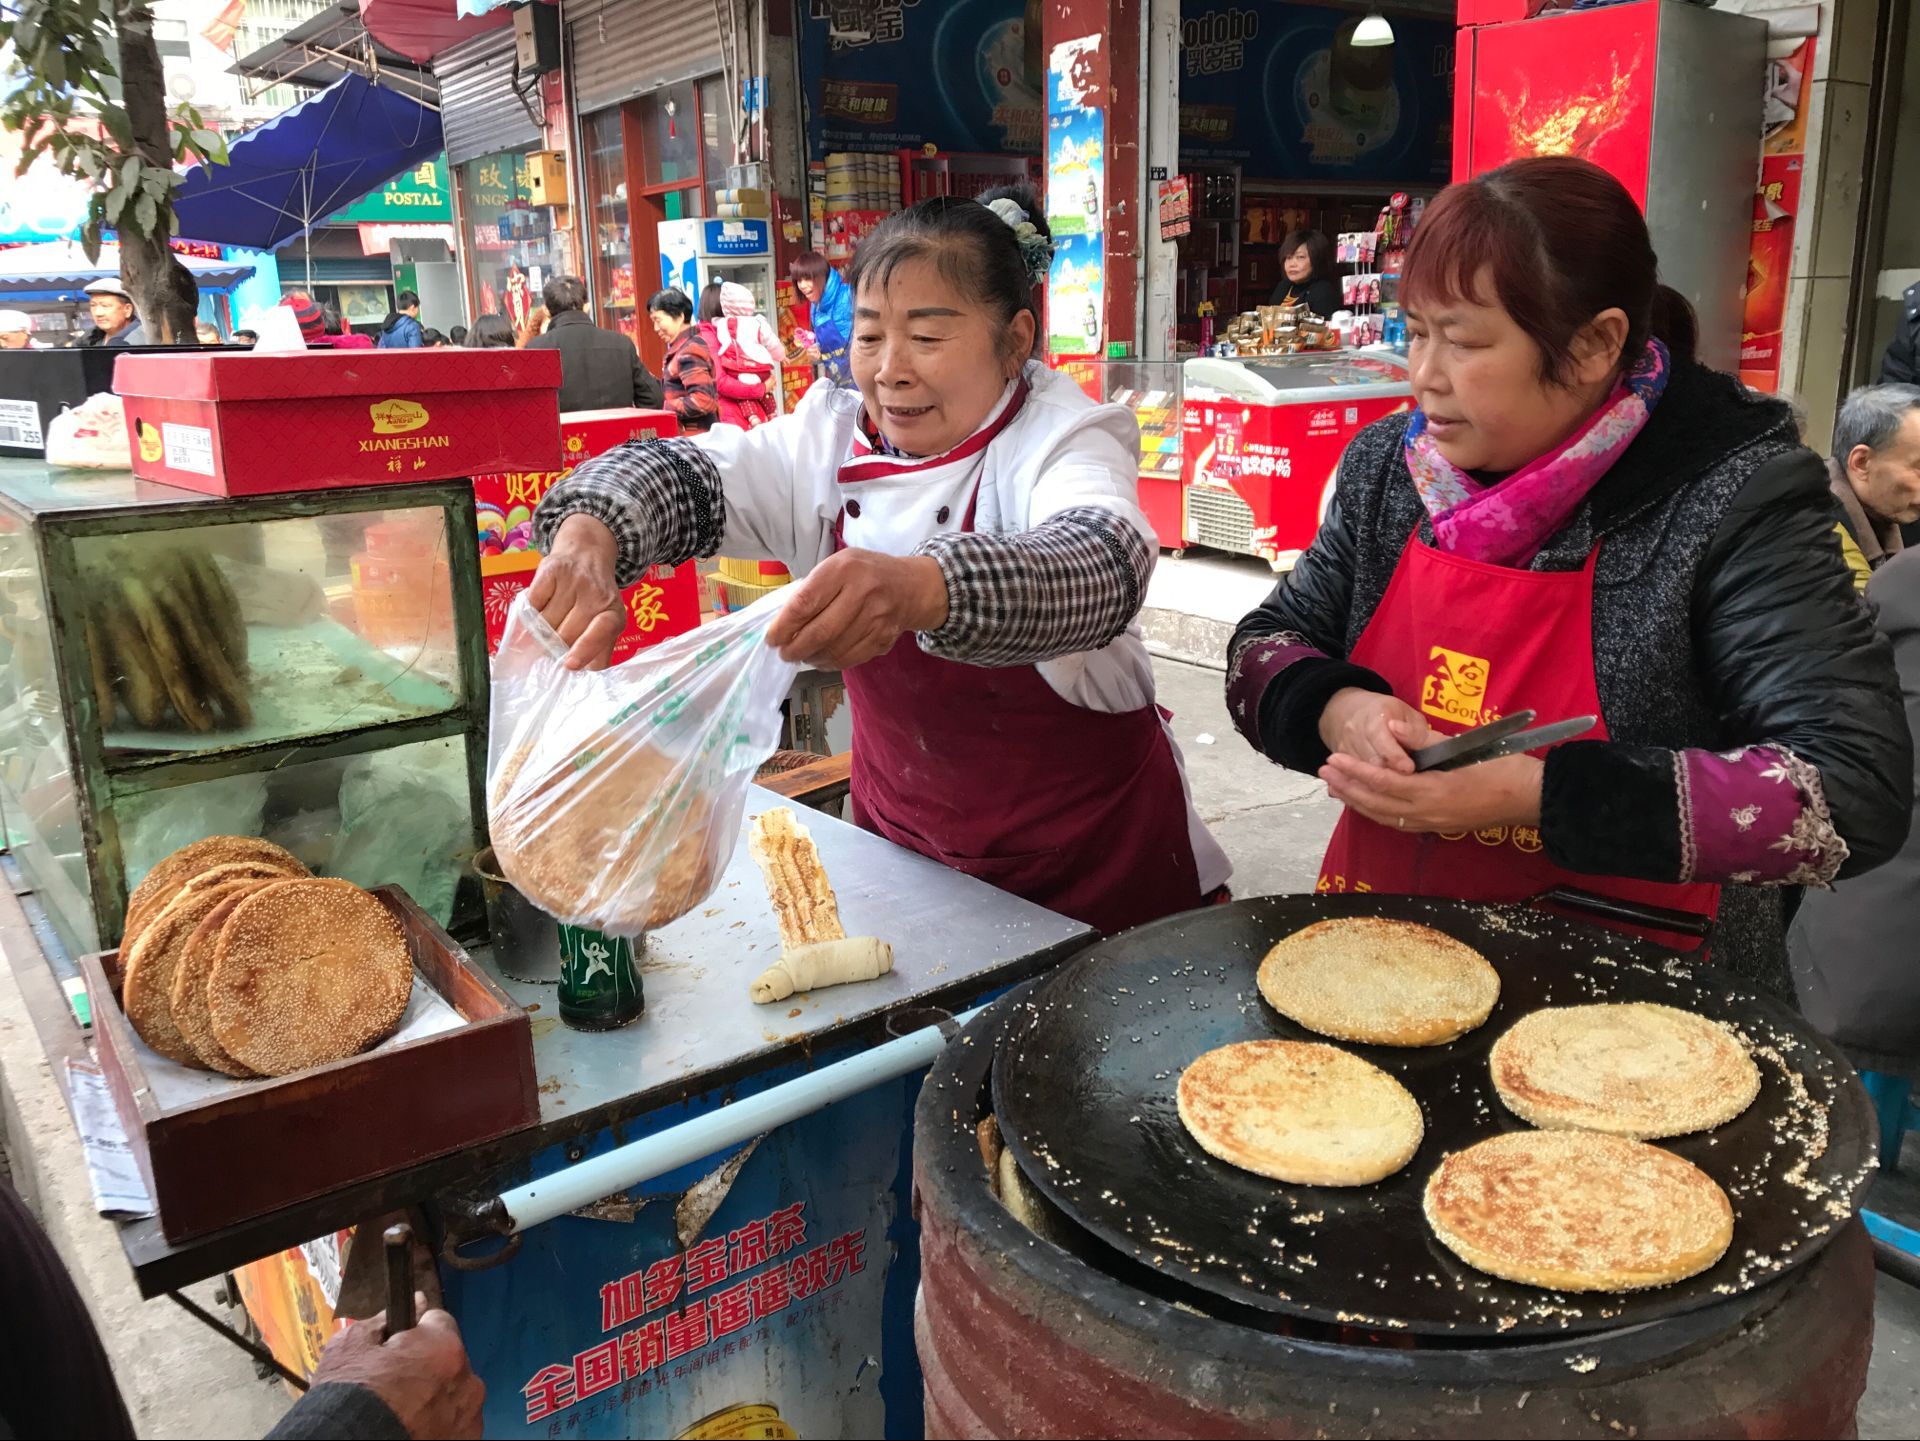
[1404,339,1670,567]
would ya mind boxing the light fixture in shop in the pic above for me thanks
[1352,10,1395,46]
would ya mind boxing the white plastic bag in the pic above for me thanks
[486,588,799,936]
[45,392,133,470]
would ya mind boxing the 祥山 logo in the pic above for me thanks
[368,398,429,434]
[1420,645,1491,725]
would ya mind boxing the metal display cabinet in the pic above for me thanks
[0,461,490,961]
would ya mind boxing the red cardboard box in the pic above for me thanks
[473,408,697,661]
[114,350,563,497]
[479,553,700,664]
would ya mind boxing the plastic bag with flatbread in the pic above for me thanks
[486,589,799,936]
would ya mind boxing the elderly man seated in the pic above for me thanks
[1830,383,1920,590]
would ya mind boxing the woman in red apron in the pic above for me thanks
[1228,158,1908,996]
[528,189,1228,935]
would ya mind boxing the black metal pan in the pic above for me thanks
[991,893,1875,1340]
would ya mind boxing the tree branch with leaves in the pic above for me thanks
[0,0,229,342]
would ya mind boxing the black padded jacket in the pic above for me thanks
[1227,357,1911,995]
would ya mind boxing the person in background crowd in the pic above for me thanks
[788,250,851,384]
[1268,227,1342,318]
[0,1176,484,1438]
[421,328,449,348]
[1828,384,1920,590]
[233,329,258,346]
[646,288,719,433]
[525,276,663,411]
[515,306,550,349]
[194,319,220,344]
[1790,544,1920,1084]
[77,278,144,347]
[1881,281,1920,385]
[282,292,329,348]
[378,290,425,349]
[0,310,38,349]
[1228,156,1907,998]
[449,324,469,347]
[324,302,374,350]
[698,281,776,430]
[468,313,515,349]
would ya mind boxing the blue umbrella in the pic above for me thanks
[171,73,442,253]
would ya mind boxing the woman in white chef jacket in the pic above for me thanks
[530,192,1229,934]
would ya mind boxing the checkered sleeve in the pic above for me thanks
[915,505,1150,666]
[531,438,726,587]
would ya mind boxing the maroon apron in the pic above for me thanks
[833,436,1204,934]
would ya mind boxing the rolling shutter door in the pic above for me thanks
[567,0,723,116]
[436,27,543,167]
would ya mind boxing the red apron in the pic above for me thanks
[1318,534,1718,940]
[834,481,1205,936]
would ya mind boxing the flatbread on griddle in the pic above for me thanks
[1176,1039,1424,1186]
[1258,917,1500,1047]
[1424,1130,1734,1292]
[207,879,412,1077]
[1490,1002,1760,1140]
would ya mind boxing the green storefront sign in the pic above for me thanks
[329,154,453,223]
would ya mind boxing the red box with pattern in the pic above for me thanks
[112,349,563,497]
[472,408,696,661]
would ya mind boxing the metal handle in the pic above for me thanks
[1536,887,1714,941]
[383,1224,416,1338]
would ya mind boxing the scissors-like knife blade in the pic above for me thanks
[1408,710,1536,773]
[1421,715,1598,772]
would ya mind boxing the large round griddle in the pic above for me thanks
[991,894,1876,1340]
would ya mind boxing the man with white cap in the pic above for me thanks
[0,311,35,349]
[78,278,144,347]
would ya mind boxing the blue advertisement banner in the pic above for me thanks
[799,0,1044,160]
[1178,2,1455,182]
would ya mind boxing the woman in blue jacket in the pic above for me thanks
[788,251,852,385]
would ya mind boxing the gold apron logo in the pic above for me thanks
[1419,645,1491,726]
[135,419,162,463]
[369,399,429,434]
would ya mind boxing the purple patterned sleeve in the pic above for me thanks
[1226,632,1329,749]
[1675,744,1849,886]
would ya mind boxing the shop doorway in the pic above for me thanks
[579,75,728,374]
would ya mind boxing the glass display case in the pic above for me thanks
[0,464,489,959]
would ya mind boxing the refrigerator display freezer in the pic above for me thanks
[1180,351,1412,570]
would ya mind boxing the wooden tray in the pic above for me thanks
[81,885,538,1242]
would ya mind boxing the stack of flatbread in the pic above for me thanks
[119,837,413,1079]
[489,732,722,934]
[85,549,251,734]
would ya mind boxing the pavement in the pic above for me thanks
[2,629,1918,1436]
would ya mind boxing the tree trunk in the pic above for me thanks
[112,0,196,344]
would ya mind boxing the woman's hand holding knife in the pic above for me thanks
[1317,687,1545,834]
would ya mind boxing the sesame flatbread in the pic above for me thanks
[207,879,412,1078]
[1176,1039,1424,1186]
[121,836,307,951]
[1490,1002,1760,1140]
[122,879,274,1067]
[1424,1131,1734,1292]
[490,733,720,934]
[1258,918,1500,1047]
[169,883,289,1077]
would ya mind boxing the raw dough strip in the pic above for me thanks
[748,808,844,950]
[751,937,894,1004]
